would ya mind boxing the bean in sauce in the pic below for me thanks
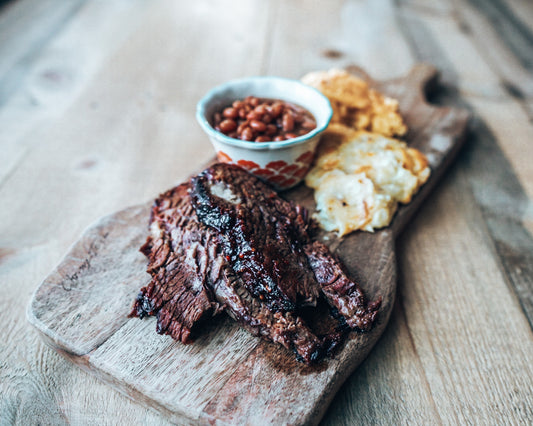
[213,96,317,142]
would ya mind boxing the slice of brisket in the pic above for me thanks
[304,241,381,331]
[129,184,223,343]
[190,163,321,312]
[210,265,325,363]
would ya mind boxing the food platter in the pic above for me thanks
[27,64,469,425]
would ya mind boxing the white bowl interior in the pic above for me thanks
[201,77,332,130]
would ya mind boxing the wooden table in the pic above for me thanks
[1,0,532,424]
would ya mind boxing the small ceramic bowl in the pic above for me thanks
[196,76,333,190]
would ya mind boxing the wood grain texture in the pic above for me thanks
[321,2,533,424]
[398,0,533,332]
[3,0,533,425]
[27,64,468,425]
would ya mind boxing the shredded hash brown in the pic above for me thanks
[301,69,407,138]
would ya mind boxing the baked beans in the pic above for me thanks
[213,96,317,142]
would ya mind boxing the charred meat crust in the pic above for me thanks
[191,164,320,312]
[211,265,326,363]
[131,163,380,364]
[304,240,382,331]
[129,181,327,363]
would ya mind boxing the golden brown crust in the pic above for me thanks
[301,69,407,137]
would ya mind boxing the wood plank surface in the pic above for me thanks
[1,0,533,425]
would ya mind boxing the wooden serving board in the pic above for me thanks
[27,64,469,426]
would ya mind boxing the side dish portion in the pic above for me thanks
[213,96,317,142]
[301,69,406,138]
[302,69,430,235]
[306,128,430,235]
[130,163,381,364]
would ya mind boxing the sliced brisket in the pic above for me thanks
[211,266,325,363]
[129,184,222,343]
[190,163,320,312]
[131,180,326,363]
[191,163,380,331]
[131,163,380,364]
[304,240,381,331]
